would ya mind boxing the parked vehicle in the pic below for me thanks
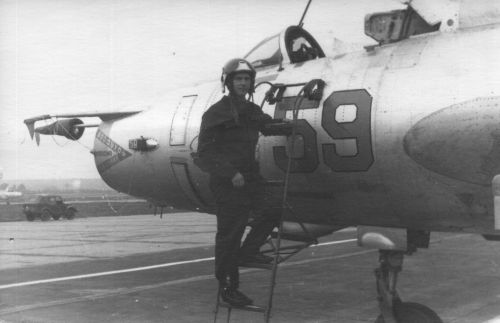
[23,195,77,221]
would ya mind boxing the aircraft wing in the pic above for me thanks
[24,109,143,144]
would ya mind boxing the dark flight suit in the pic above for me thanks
[195,94,281,288]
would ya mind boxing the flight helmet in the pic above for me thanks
[221,58,256,94]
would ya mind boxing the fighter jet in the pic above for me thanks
[23,0,500,321]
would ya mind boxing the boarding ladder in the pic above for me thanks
[213,210,336,323]
[213,79,334,322]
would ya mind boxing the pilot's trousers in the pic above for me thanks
[210,174,279,288]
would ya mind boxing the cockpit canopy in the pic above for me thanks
[244,26,325,70]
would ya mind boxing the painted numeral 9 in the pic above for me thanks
[321,89,373,171]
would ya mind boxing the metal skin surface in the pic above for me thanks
[92,21,500,235]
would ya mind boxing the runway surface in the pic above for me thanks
[1,213,500,322]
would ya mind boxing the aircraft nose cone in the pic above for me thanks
[403,96,500,186]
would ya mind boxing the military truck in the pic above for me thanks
[23,195,77,221]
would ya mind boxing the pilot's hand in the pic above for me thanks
[232,172,245,188]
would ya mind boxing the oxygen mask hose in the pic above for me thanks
[281,78,325,212]
[281,86,305,205]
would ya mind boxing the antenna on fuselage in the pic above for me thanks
[298,0,313,27]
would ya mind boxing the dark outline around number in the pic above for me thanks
[271,89,373,173]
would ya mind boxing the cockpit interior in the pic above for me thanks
[244,25,325,69]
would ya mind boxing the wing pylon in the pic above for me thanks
[24,110,143,145]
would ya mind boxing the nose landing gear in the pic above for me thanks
[374,250,443,323]
[357,227,443,323]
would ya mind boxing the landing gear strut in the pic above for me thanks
[374,250,443,323]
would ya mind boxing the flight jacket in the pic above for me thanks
[194,95,285,179]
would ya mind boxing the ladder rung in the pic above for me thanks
[218,302,267,313]
[270,231,317,243]
[262,243,309,257]
[263,180,284,187]
[239,262,273,270]
[263,243,311,253]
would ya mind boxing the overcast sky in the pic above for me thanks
[0,0,401,180]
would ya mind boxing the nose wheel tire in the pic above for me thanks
[375,302,443,323]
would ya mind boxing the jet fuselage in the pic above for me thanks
[92,23,500,234]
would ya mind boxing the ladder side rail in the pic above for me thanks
[264,86,308,322]
[284,203,319,244]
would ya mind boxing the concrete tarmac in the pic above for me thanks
[1,214,500,322]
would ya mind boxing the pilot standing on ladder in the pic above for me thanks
[194,58,283,307]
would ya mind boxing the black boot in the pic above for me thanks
[219,284,253,307]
